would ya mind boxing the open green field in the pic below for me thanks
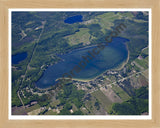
[111,84,130,101]
[135,58,148,69]
[117,12,134,18]
[44,110,57,115]
[96,12,120,33]
[50,100,60,108]
[25,104,40,113]
[91,90,112,111]
[95,12,134,33]
[84,96,98,114]
[64,28,91,46]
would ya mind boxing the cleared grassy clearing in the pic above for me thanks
[111,84,130,101]
[135,58,148,69]
[96,12,121,32]
[44,110,57,115]
[100,86,122,103]
[27,108,41,115]
[84,95,97,114]
[133,19,148,23]
[25,104,40,113]
[117,12,134,18]
[144,56,149,62]
[50,100,60,107]
[25,21,35,26]
[64,28,91,46]
[91,90,112,111]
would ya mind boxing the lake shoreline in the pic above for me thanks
[36,38,129,89]
[63,43,130,83]
[37,43,130,90]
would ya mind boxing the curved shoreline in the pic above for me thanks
[37,43,130,90]
[67,43,130,83]
[112,44,130,71]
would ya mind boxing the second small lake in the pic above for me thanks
[64,15,83,24]
[12,52,27,64]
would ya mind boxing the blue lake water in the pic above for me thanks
[36,37,129,88]
[64,15,83,24]
[12,52,27,64]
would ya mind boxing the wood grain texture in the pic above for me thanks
[0,0,160,128]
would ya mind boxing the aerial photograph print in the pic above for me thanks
[11,9,150,118]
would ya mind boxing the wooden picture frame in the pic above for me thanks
[0,0,160,127]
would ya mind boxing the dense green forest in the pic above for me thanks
[57,83,85,115]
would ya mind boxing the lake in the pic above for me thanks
[12,52,27,64]
[36,37,129,88]
[64,15,83,24]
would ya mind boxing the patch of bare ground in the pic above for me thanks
[27,107,46,115]
[142,69,149,80]
[84,93,108,115]
[100,86,122,103]
[141,112,149,115]
[12,106,27,115]
[91,90,112,112]
[130,76,142,88]
[138,75,148,87]
[130,74,148,88]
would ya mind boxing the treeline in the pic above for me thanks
[88,23,108,45]
[113,17,148,62]
[109,86,148,115]
[135,12,148,21]
[12,85,22,107]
